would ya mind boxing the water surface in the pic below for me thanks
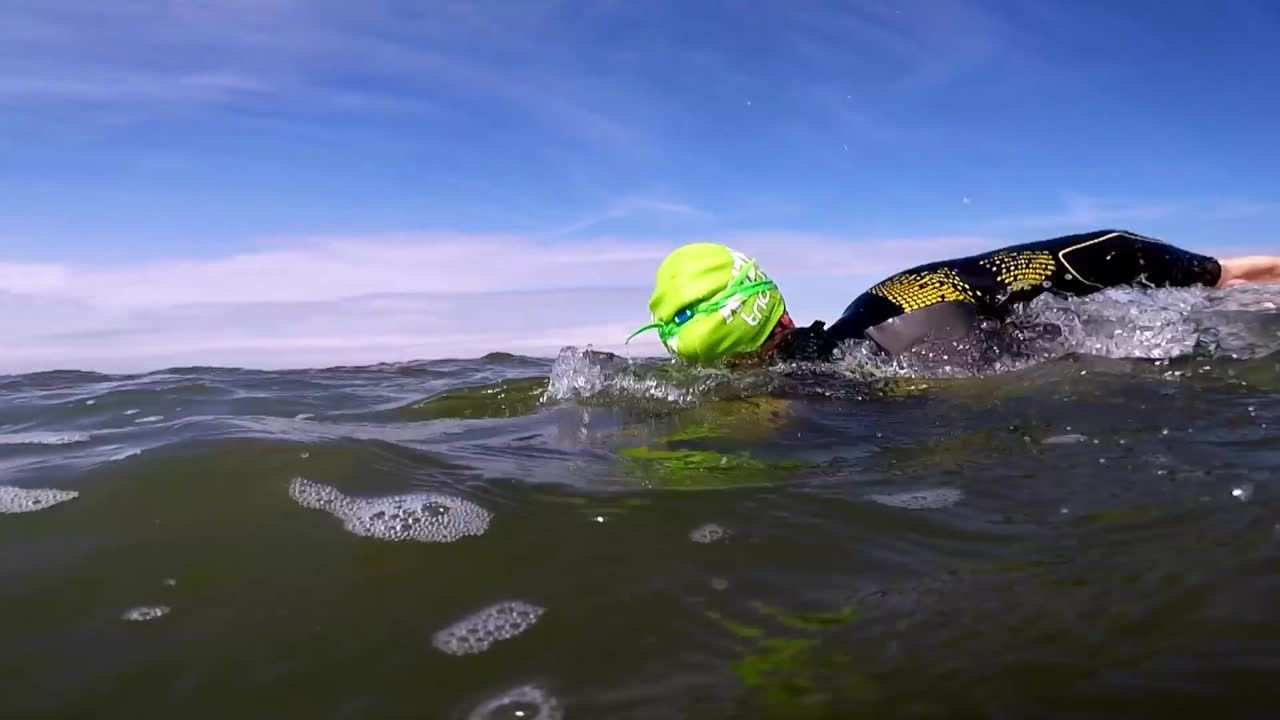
[4,286,1280,718]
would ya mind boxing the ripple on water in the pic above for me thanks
[867,488,964,510]
[432,601,545,656]
[468,685,563,720]
[288,477,491,543]
[0,486,79,514]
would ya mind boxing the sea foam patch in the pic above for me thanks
[121,605,170,622]
[689,523,732,544]
[288,477,491,543]
[432,601,545,656]
[0,486,79,514]
[867,488,964,510]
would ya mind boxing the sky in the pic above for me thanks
[1,0,1278,373]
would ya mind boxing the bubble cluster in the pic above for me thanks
[689,523,732,543]
[468,685,563,720]
[122,605,170,622]
[0,486,79,514]
[432,601,545,656]
[867,488,964,510]
[288,477,491,543]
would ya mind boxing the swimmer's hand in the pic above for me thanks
[1219,256,1280,287]
[773,321,837,362]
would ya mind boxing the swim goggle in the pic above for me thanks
[626,260,777,347]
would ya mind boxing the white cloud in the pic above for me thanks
[0,231,989,374]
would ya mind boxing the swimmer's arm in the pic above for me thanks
[1217,256,1280,287]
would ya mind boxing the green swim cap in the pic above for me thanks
[628,243,786,365]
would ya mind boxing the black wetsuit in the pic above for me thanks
[777,229,1222,360]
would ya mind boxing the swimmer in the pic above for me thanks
[628,229,1280,364]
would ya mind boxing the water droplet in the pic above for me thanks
[1161,428,1170,436]
[1232,484,1254,502]
[593,515,605,523]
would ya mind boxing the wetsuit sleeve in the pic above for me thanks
[790,229,1222,358]
[1045,229,1222,292]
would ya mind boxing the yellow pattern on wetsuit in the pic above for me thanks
[978,250,1057,292]
[868,267,978,313]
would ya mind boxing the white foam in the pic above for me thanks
[867,488,964,510]
[431,601,545,656]
[0,432,90,446]
[689,523,731,544]
[1042,434,1089,445]
[133,415,164,424]
[288,477,491,543]
[121,605,169,622]
[0,486,79,514]
[468,684,563,720]
[109,447,142,461]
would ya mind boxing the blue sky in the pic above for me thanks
[0,1,1278,371]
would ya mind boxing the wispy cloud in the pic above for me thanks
[985,192,1179,231]
[0,1,649,151]
[0,230,990,373]
[550,197,711,236]
[983,193,1280,234]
